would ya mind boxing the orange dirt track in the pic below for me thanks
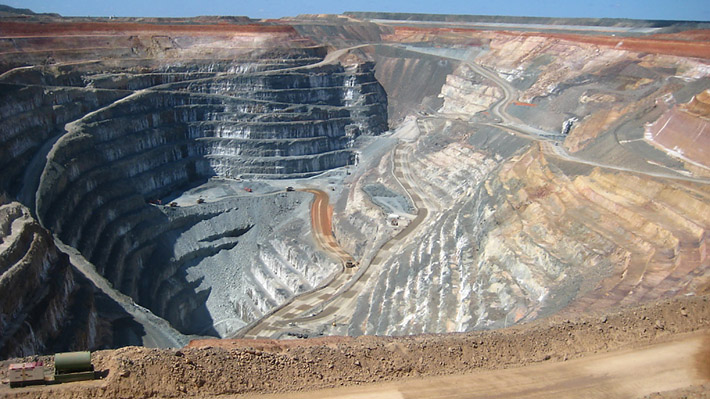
[306,188,334,247]
[303,188,352,264]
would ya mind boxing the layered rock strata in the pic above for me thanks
[322,22,710,336]
[0,201,138,358]
[645,89,710,168]
[19,50,385,337]
[0,19,388,341]
[438,63,502,116]
[346,119,710,336]
[2,12,710,351]
[371,45,457,122]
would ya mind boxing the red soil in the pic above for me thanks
[187,336,355,351]
[0,21,298,37]
[652,29,710,42]
[526,31,710,59]
[387,26,710,59]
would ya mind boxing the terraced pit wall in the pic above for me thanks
[334,26,710,336]
[0,201,141,359]
[0,25,388,342]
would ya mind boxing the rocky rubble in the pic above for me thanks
[2,293,709,398]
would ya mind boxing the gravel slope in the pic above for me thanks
[2,293,709,398]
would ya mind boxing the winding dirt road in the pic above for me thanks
[246,142,431,338]
[238,189,357,338]
[239,139,433,338]
[241,43,710,342]
[303,188,354,265]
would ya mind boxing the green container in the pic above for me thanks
[54,370,95,383]
[54,351,92,374]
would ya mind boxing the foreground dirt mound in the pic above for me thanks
[1,294,709,398]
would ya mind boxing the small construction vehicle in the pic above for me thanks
[286,186,295,192]
[244,188,253,193]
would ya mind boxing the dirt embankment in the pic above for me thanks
[0,21,298,37]
[2,294,709,398]
[385,26,710,59]
[531,30,710,59]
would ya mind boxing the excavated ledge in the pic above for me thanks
[0,201,142,358]
[0,32,388,342]
[2,13,710,364]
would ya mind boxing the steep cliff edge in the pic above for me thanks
[331,23,710,335]
[28,55,387,336]
[0,21,388,340]
[645,89,710,169]
[0,201,141,358]
[2,12,710,361]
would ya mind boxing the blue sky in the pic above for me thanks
[4,0,710,21]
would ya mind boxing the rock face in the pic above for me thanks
[0,79,129,199]
[2,11,710,355]
[0,201,139,358]
[438,64,501,116]
[26,52,386,336]
[334,22,710,336]
[0,20,388,347]
[645,89,710,168]
[371,45,456,121]
[346,122,710,336]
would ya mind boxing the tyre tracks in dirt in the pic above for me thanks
[239,141,431,338]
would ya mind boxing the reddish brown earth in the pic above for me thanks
[526,31,710,59]
[385,26,710,58]
[0,21,298,36]
[653,30,710,42]
[2,294,709,398]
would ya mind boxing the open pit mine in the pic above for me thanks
[1,6,710,398]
